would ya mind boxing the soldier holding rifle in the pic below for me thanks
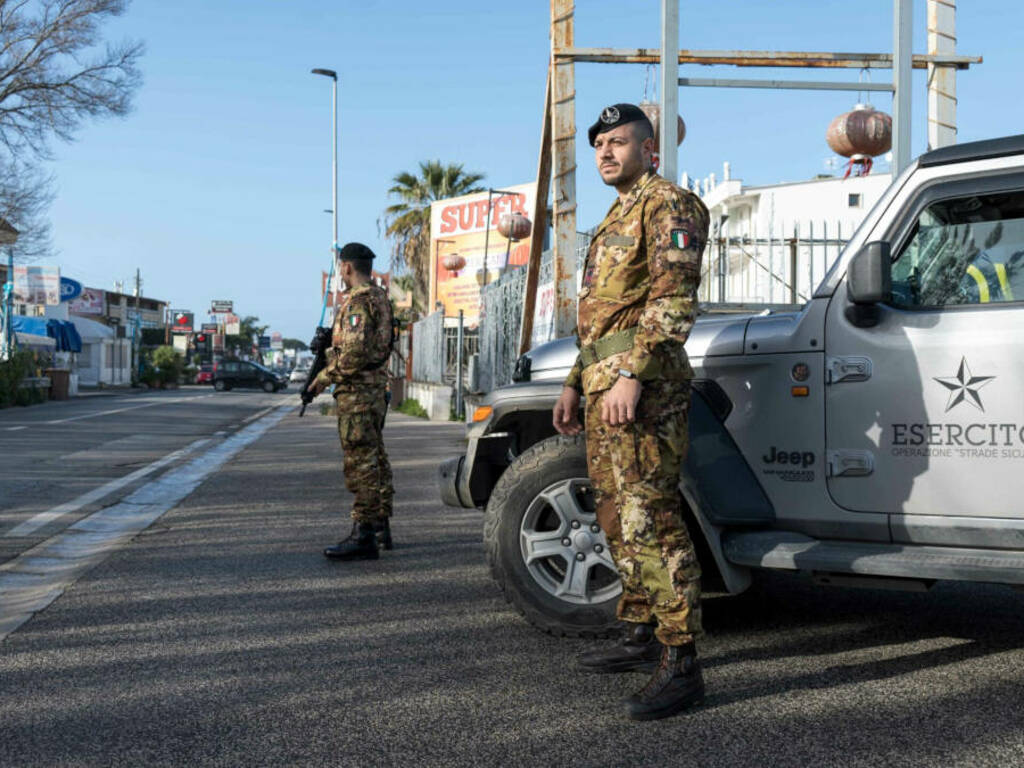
[306,242,395,561]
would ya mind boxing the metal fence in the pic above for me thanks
[410,310,444,384]
[700,220,850,304]
[443,324,478,386]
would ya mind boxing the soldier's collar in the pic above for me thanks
[619,170,658,217]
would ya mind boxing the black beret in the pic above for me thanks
[337,242,375,262]
[587,103,653,147]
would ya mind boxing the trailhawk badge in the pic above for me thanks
[934,357,994,412]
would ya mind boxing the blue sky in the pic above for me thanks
[45,0,1024,339]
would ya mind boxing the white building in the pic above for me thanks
[686,164,892,304]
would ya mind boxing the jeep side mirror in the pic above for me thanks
[847,241,892,305]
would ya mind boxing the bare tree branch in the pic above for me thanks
[0,0,143,159]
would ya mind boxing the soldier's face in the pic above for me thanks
[594,123,653,190]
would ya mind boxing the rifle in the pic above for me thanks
[298,325,332,417]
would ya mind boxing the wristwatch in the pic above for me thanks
[617,368,636,380]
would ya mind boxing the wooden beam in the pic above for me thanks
[518,65,552,356]
[554,47,981,70]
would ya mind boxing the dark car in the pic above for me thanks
[212,360,288,392]
[195,364,214,385]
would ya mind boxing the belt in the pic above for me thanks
[578,327,638,369]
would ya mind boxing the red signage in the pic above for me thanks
[171,311,194,333]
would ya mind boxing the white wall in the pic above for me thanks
[698,171,893,303]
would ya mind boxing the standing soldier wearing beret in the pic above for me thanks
[308,242,395,561]
[552,103,709,720]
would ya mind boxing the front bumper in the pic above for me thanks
[438,455,472,508]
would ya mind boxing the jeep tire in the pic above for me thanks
[484,434,620,638]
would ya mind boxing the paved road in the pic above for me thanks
[2,402,1024,766]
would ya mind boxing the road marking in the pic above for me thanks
[4,438,212,538]
[0,404,293,642]
[42,394,216,425]
[5,426,26,431]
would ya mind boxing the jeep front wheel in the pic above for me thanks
[484,434,620,638]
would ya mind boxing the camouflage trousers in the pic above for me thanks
[584,379,702,646]
[335,388,394,525]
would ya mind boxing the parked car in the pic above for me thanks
[289,360,313,384]
[440,133,1024,639]
[213,360,288,392]
[194,364,214,385]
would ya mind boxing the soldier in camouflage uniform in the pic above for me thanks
[552,104,709,720]
[308,242,395,561]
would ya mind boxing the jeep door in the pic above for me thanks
[825,172,1024,527]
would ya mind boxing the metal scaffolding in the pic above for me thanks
[518,1,981,355]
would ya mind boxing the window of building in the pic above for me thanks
[848,193,862,208]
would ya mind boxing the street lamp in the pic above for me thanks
[0,218,20,360]
[312,67,338,327]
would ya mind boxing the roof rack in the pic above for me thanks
[918,134,1024,168]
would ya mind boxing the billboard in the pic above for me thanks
[171,311,194,333]
[429,182,537,320]
[225,314,240,335]
[13,265,60,305]
[68,287,105,315]
[210,300,233,313]
[270,331,283,350]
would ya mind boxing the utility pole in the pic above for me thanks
[550,0,578,339]
[133,269,141,379]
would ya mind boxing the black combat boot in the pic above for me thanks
[323,523,379,561]
[375,518,393,550]
[577,622,663,673]
[624,642,705,721]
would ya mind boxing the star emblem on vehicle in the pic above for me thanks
[933,357,995,412]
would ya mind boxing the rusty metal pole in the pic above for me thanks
[551,0,578,339]
[892,0,913,174]
[927,0,957,149]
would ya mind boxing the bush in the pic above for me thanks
[147,346,185,387]
[0,350,42,408]
[396,397,428,419]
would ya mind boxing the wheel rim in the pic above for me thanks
[519,477,621,606]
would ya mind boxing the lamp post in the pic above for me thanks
[481,188,520,287]
[312,67,338,327]
[0,219,20,361]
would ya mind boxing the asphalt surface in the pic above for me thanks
[2,397,1024,766]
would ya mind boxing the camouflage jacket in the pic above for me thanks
[565,170,708,396]
[315,282,393,393]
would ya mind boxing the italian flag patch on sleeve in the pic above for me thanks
[671,229,691,249]
[348,314,362,328]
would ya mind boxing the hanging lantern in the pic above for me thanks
[497,212,532,242]
[826,103,892,178]
[442,252,465,277]
[638,101,686,147]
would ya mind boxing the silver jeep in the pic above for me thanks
[439,134,1024,637]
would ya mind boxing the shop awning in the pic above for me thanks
[11,316,83,352]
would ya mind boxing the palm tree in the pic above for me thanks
[381,160,485,313]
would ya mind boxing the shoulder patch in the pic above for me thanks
[671,229,692,249]
[348,314,362,328]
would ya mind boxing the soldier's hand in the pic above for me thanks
[602,376,641,426]
[306,378,325,397]
[553,386,582,435]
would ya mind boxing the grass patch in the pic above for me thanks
[396,397,428,419]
